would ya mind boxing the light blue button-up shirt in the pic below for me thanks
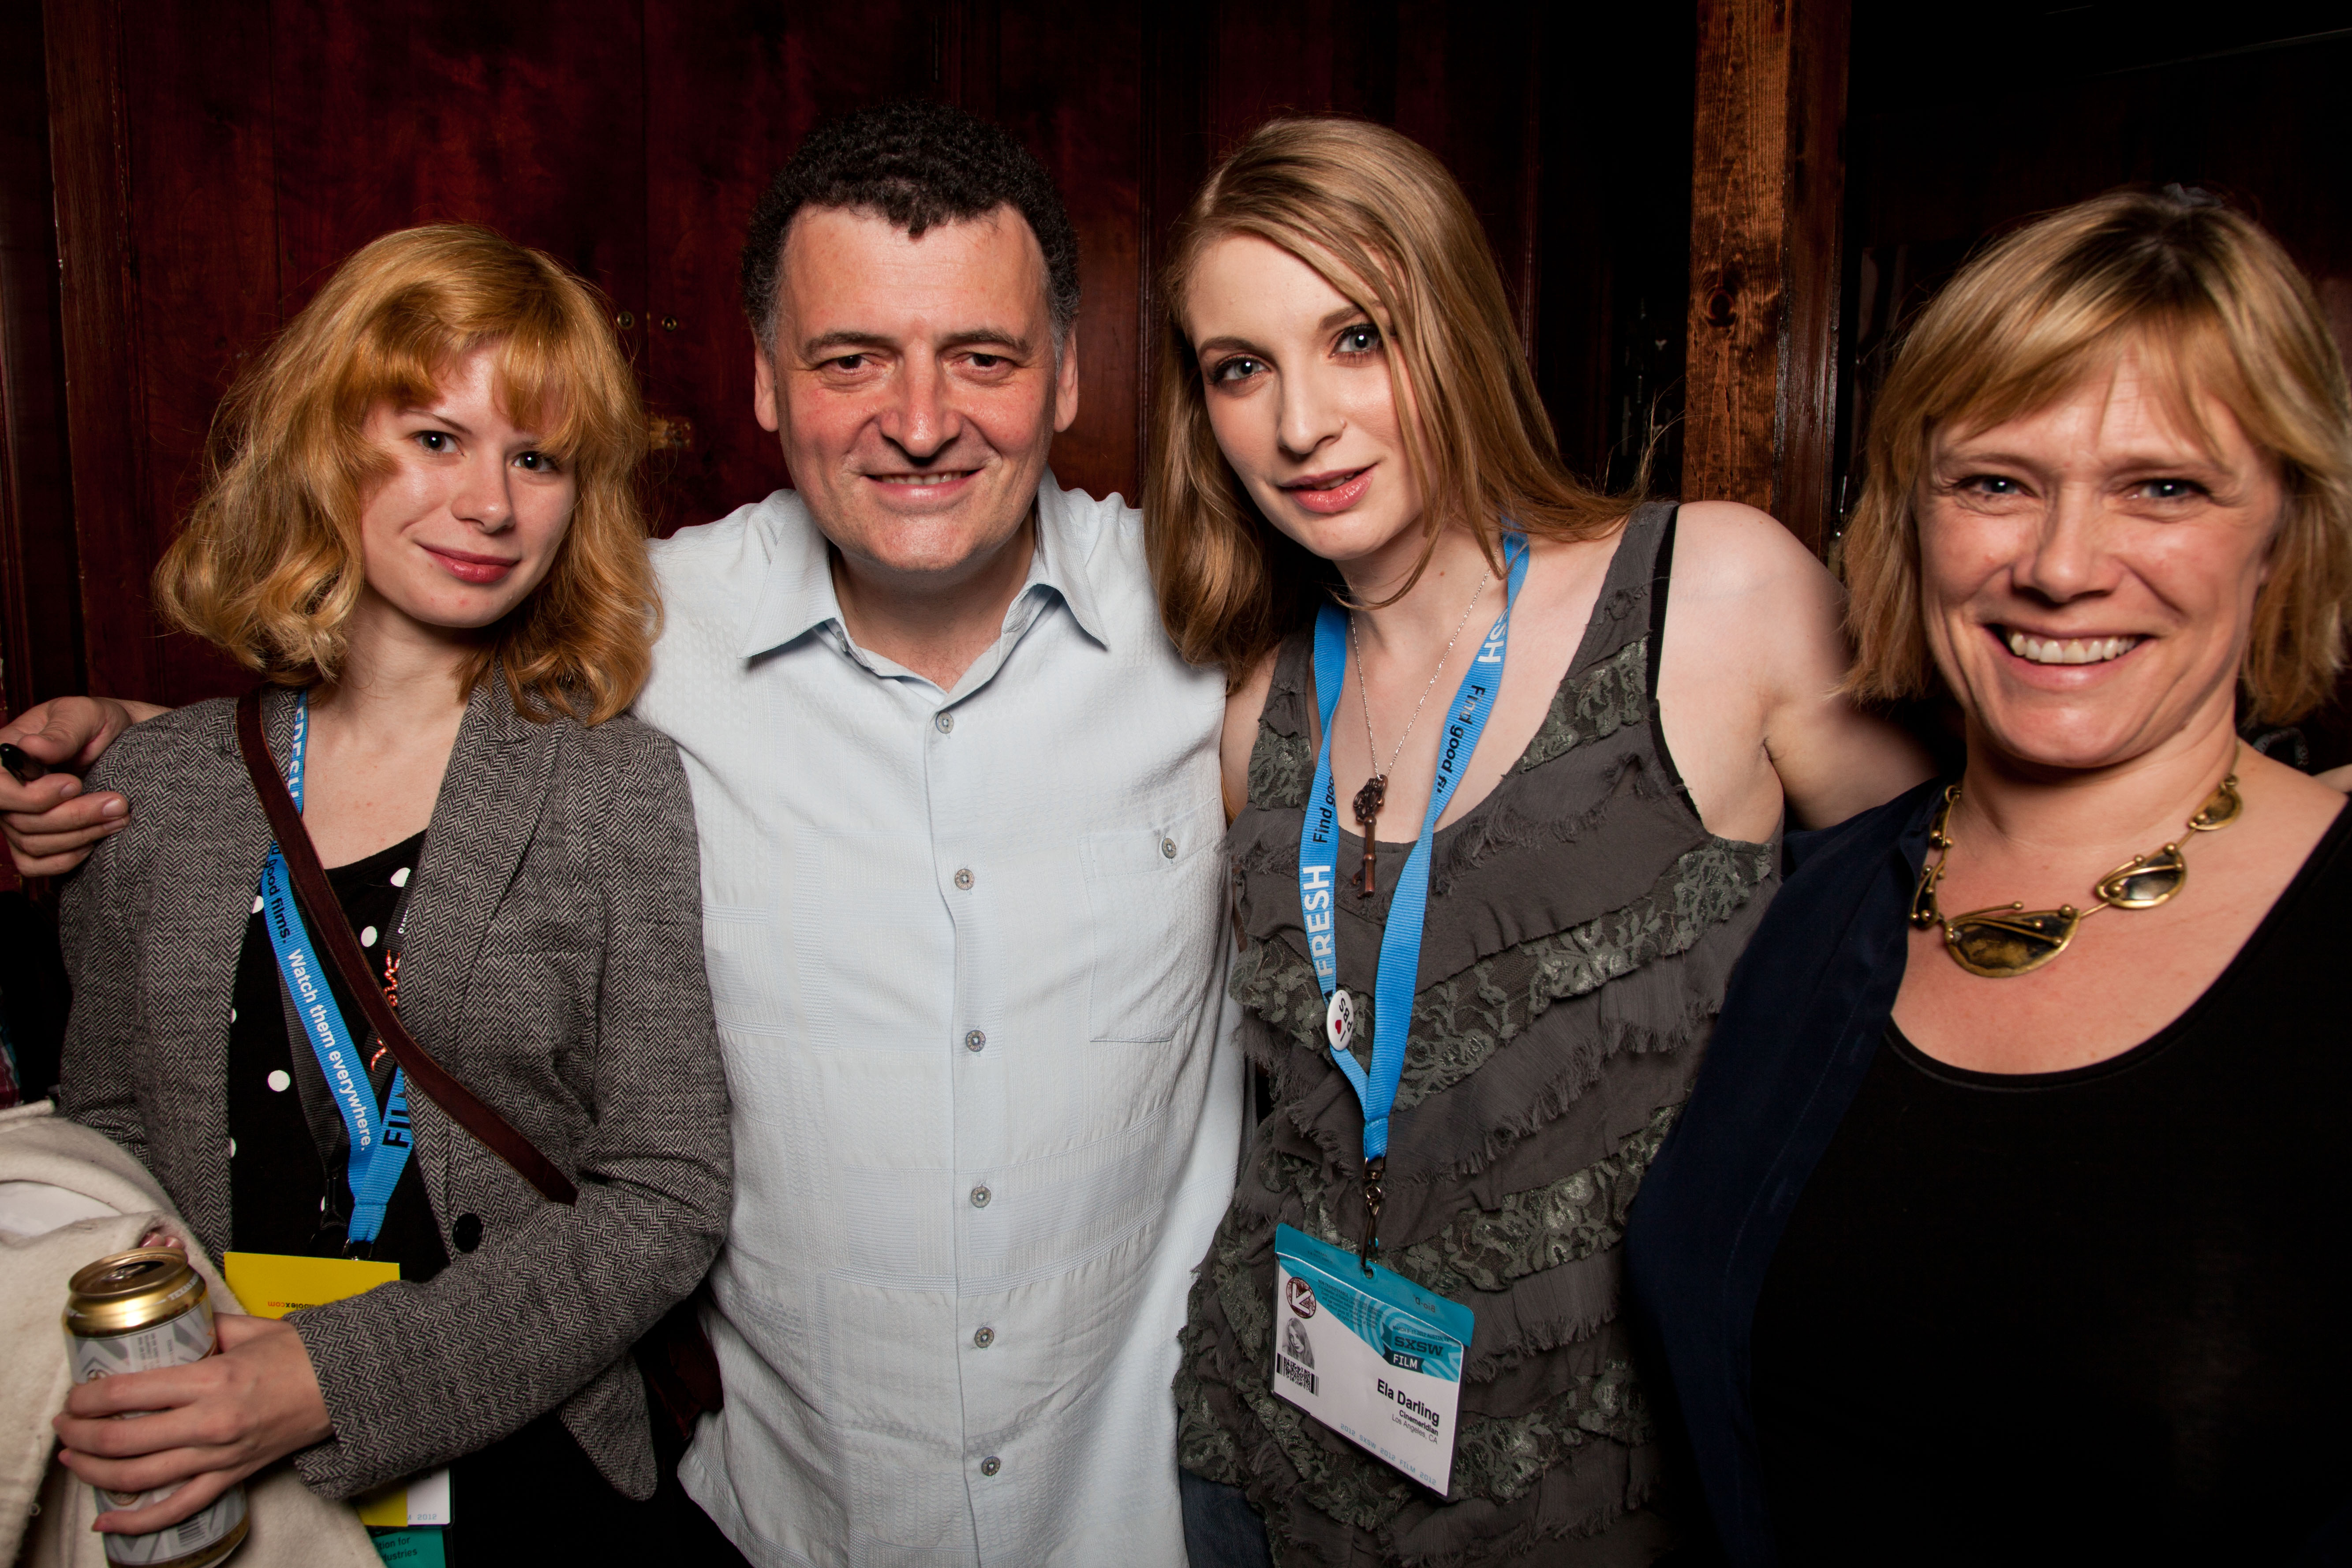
[637,477,1243,1568]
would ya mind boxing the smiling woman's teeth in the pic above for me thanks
[2006,630,2139,665]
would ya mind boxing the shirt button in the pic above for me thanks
[935,712,954,733]
[1161,837,1178,859]
[964,1029,986,1052]
[980,1456,1002,1477]
[266,1069,292,1093]
[973,1326,995,1349]
[954,868,975,890]
[970,1185,992,1208]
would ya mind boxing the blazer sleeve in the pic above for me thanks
[286,721,732,1497]
[53,734,168,1171]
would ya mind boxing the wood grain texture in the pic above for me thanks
[0,0,83,716]
[1685,0,1792,526]
[41,0,154,702]
[1685,0,1847,550]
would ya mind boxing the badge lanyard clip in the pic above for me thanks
[1297,535,1529,1272]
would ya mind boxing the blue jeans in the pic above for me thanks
[1182,1470,1274,1568]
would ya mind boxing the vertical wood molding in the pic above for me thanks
[0,0,84,716]
[41,0,155,699]
[1683,0,1849,551]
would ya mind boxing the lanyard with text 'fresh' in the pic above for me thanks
[256,691,413,1250]
[1297,533,1529,1268]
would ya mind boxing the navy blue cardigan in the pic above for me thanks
[1623,779,1943,1567]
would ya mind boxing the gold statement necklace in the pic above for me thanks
[1909,752,2244,978]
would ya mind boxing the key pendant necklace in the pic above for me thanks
[1347,569,1492,896]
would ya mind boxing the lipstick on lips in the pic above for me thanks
[424,544,521,585]
[1281,466,1374,515]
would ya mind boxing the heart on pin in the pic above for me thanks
[1325,991,1355,1053]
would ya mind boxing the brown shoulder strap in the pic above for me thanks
[236,688,578,1206]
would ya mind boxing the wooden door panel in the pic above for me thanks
[998,3,1142,505]
[118,0,278,706]
[269,0,648,313]
[642,1,949,535]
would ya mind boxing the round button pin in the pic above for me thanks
[973,1326,995,1348]
[965,1029,986,1052]
[970,1185,991,1208]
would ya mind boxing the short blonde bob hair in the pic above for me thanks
[1844,188,2352,724]
[1146,117,1627,672]
[157,224,655,724]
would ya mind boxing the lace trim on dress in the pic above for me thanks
[1233,838,1774,1115]
[1516,638,1650,774]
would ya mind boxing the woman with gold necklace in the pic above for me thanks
[1628,187,2352,1566]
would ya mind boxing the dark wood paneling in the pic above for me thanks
[43,0,153,703]
[1685,0,1850,552]
[120,0,278,707]
[0,0,82,718]
[641,0,945,534]
[998,3,1143,505]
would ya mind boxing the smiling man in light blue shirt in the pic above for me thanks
[635,103,1243,1567]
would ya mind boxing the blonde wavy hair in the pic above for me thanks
[1146,117,1628,673]
[1844,188,2352,724]
[157,224,656,723]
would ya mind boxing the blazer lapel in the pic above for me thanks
[395,678,560,1083]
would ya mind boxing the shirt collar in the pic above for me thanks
[737,472,1114,662]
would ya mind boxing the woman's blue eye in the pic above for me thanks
[1336,324,1381,355]
[1967,475,2022,495]
[2140,477,2202,500]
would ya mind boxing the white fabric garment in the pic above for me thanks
[638,478,1244,1568]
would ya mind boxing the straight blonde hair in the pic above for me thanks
[1146,117,1628,673]
[157,224,657,724]
[1844,188,2352,724]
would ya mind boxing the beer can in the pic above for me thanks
[62,1248,250,1568]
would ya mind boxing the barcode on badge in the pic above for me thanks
[1276,1352,1319,1395]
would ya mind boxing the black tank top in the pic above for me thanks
[1752,801,2352,1565]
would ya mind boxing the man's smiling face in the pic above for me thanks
[754,203,1079,595]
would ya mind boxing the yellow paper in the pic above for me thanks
[222,1251,398,1319]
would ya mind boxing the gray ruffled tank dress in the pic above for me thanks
[1175,503,1781,1565]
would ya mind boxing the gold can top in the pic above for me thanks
[63,1247,207,1336]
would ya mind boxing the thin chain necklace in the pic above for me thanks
[1910,750,2243,977]
[1346,568,1492,897]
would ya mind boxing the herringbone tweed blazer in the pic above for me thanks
[56,681,732,1502]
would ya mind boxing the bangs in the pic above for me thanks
[333,281,593,463]
[1932,310,2257,472]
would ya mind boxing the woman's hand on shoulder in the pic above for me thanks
[1664,502,1933,832]
[1222,652,1278,824]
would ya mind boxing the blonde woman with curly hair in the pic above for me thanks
[1631,188,2352,1564]
[45,226,741,1562]
[1151,119,1927,1566]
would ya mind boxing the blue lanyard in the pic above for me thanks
[255,692,413,1248]
[1297,535,1529,1183]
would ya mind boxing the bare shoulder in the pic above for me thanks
[1669,501,1839,599]
[1221,651,1278,823]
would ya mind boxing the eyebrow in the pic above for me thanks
[800,326,1036,358]
[398,408,476,436]
[1193,304,1374,360]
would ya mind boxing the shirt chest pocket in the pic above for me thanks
[1080,798,1223,1044]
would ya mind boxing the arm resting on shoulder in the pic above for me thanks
[2,696,171,875]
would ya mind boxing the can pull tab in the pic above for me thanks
[1359,1156,1387,1276]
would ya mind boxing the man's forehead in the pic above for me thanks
[775,203,1047,338]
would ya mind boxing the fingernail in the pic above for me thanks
[101,797,125,818]
[57,778,80,799]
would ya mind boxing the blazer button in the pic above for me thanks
[980,1456,1002,1477]
[453,1213,483,1252]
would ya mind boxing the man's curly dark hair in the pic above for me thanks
[739,100,1081,356]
